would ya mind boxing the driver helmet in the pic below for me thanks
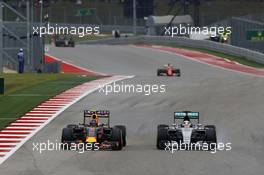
[90,114,98,127]
[90,119,98,127]
[183,120,191,128]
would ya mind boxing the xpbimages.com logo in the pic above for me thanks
[32,23,100,37]
[164,24,232,37]
[32,140,100,154]
[98,82,167,96]
[164,141,232,154]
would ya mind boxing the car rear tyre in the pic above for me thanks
[157,124,169,150]
[111,127,123,151]
[205,125,217,149]
[62,128,74,142]
[173,69,181,77]
[157,69,161,76]
[115,125,127,147]
[177,70,181,77]
[61,128,74,150]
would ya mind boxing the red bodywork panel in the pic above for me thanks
[166,66,173,76]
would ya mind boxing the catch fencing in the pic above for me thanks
[0,1,44,73]
[231,17,264,53]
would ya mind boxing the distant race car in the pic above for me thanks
[156,111,217,150]
[61,110,126,150]
[157,64,181,76]
[55,35,75,47]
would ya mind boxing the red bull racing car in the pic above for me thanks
[61,110,126,150]
[157,64,181,77]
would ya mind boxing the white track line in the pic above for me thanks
[33,108,60,111]
[20,117,50,119]
[5,127,37,130]
[16,120,46,123]
[25,113,54,116]
[0,144,17,146]
[10,123,41,126]
[0,138,23,142]
[37,106,63,108]
[0,130,32,133]
[0,148,12,150]
[27,111,57,113]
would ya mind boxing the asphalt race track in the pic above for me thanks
[1,45,264,175]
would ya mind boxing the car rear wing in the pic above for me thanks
[174,111,199,123]
[84,110,110,118]
[83,110,110,125]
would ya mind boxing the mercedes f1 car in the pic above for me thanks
[157,64,181,76]
[55,35,75,47]
[156,111,217,150]
[61,110,126,150]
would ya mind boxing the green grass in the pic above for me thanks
[153,43,264,68]
[0,73,98,130]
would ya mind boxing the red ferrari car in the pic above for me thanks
[157,64,181,77]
